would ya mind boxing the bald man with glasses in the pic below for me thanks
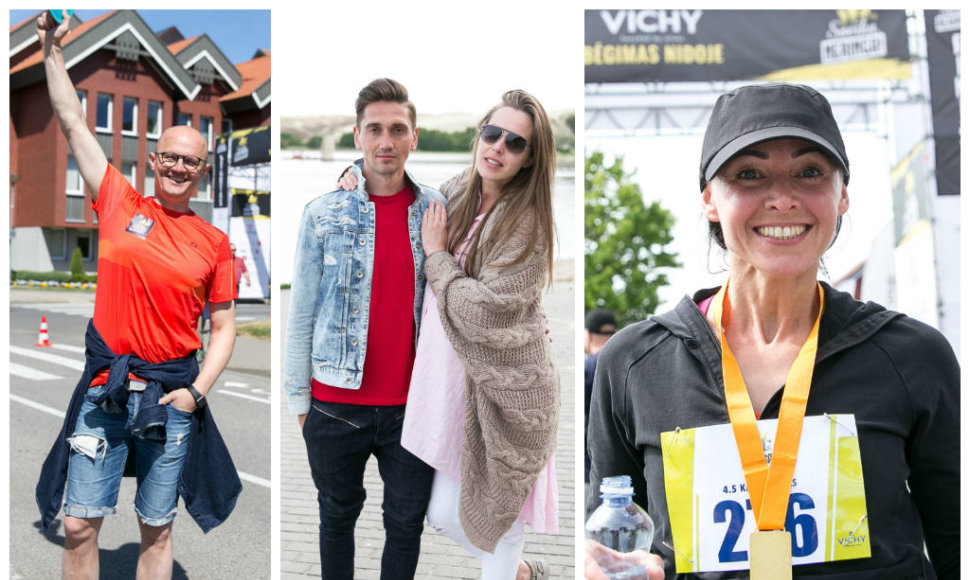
[34,12,242,579]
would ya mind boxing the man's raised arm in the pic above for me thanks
[37,11,108,199]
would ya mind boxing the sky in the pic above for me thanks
[9,5,575,117]
[8,9,270,65]
[272,2,580,117]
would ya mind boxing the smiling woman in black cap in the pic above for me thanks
[585,84,958,580]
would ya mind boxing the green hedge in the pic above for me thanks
[11,270,98,284]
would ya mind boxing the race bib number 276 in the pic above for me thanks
[660,414,870,573]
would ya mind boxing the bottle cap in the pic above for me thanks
[600,475,634,496]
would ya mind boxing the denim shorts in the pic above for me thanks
[64,385,193,526]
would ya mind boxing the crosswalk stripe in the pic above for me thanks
[219,390,271,404]
[239,472,271,488]
[9,393,66,418]
[10,345,85,371]
[9,362,63,381]
[52,344,86,354]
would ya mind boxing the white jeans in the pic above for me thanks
[426,470,525,579]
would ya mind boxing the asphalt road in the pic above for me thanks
[8,300,271,579]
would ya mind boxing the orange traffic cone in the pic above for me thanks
[35,316,51,347]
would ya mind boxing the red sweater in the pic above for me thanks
[312,184,417,406]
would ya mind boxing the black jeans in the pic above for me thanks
[303,400,434,579]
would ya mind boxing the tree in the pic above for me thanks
[415,127,476,152]
[585,150,680,327]
[69,246,85,282]
[280,132,303,149]
[337,132,356,149]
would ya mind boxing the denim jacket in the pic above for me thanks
[284,161,445,414]
[36,320,242,533]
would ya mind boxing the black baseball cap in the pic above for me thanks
[585,309,617,334]
[699,83,849,191]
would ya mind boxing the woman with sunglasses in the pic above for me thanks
[339,89,559,579]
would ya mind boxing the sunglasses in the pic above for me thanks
[480,123,531,155]
[156,151,206,173]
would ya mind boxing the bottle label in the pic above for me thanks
[660,414,870,573]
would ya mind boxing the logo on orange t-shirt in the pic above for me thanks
[125,214,155,239]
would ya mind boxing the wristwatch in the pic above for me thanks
[185,385,208,410]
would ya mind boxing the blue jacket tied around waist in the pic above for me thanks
[36,320,242,533]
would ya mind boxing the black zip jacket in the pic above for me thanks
[587,283,958,579]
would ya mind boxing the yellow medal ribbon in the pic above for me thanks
[709,281,824,530]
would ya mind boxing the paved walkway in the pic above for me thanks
[280,280,577,579]
[9,287,97,303]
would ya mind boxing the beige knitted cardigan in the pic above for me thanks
[424,171,560,553]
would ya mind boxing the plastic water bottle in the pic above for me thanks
[585,475,656,580]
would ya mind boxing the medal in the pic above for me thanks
[710,281,824,579]
[749,530,793,579]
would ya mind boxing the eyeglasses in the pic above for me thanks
[480,124,530,155]
[156,151,206,172]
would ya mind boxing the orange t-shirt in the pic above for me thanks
[90,165,235,385]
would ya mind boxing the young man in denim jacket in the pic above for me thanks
[284,78,445,579]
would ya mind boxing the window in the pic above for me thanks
[96,93,112,132]
[200,116,214,150]
[122,97,138,135]
[221,118,233,135]
[147,101,163,138]
[66,156,85,222]
[144,157,155,197]
[121,161,137,185]
[76,231,92,260]
[76,90,87,118]
[47,229,67,260]
[177,113,192,127]
[66,156,82,195]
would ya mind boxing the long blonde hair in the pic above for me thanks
[446,90,557,286]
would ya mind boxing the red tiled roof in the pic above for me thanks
[10,10,117,75]
[221,51,270,102]
[166,34,200,55]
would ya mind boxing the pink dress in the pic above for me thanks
[401,214,559,534]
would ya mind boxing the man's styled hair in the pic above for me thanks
[355,78,417,129]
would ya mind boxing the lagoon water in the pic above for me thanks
[274,150,576,285]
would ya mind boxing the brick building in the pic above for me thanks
[9,10,270,272]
